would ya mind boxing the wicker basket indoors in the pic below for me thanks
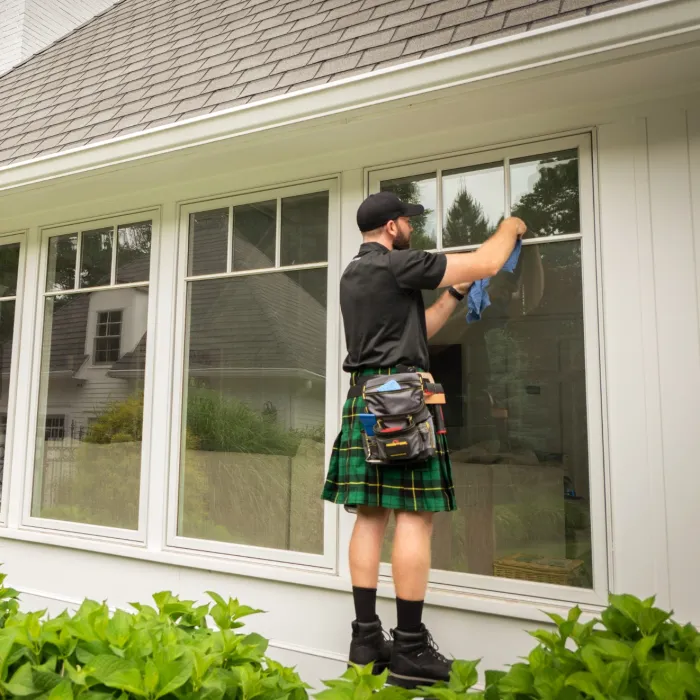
[493,553,584,586]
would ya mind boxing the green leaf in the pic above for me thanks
[651,661,700,699]
[637,607,672,636]
[528,630,560,650]
[448,659,479,691]
[565,671,606,700]
[533,667,565,700]
[63,661,87,687]
[242,632,269,656]
[144,659,159,695]
[48,679,74,700]
[106,610,131,649]
[498,664,534,695]
[3,662,38,696]
[609,594,643,626]
[85,655,146,697]
[155,656,193,698]
[0,628,17,676]
[589,637,633,660]
[633,635,657,666]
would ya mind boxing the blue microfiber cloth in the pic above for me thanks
[467,240,522,324]
[377,379,401,392]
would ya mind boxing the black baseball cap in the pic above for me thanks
[356,191,425,233]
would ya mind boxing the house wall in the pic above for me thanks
[0,56,699,689]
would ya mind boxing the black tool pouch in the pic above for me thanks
[361,373,437,466]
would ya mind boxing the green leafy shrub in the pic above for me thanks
[318,594,700,700]
[0,582,309,700]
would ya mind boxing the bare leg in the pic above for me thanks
[350,506,391,588]
[392,511,433,600]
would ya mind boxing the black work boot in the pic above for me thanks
[348,619,392,674]
[387,625,452,688]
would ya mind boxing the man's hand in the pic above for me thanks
[439,217,527,289]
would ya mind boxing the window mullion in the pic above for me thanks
[110,225,117,285]
[504,157,512,218]
[275,198,282,268]
[436,168,443,251]
[74,231,82,289]
[226,206,233,273]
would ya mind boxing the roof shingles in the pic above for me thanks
[0,0,645,168]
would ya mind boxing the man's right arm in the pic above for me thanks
[437,217,526,289]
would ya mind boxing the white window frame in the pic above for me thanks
[0,231,27,525]
[367,133,609,606]
[93,309,124,366]
[20,209,161,543]
[167,177,340,571]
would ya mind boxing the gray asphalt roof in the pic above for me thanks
[0,0,642,169]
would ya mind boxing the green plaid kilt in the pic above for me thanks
[321,368,456,513]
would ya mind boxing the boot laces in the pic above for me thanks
[424,629,449,664]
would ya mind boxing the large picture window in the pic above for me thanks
[176,183,334,560]
[31,218,152,532]
[370,136,601,594]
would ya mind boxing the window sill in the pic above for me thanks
[0,525,603,624]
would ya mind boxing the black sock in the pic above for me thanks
[396,597,424,632]
[352,587,377,623]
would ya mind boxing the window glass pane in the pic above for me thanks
[0,300,16,507]
[383,241,591,588]
[510,150,580,237]
[442,163,504,248]
[179,268,327,553]
[117,221,151,284]
[380,174,436,250]
[280,192,329,266]
[233,200,276,271]
[80,227,113,289]
[0,243,21,296]
[32,287,149,529]
[46,234,77,292]
[188,209,228,277]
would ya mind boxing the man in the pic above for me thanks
[321,191,525,688]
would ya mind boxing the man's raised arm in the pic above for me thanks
[437,216,526,289]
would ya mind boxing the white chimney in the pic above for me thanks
[0,0,117,75]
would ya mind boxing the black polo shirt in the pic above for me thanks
[340,242,447,372]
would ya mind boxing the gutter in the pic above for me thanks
[0,0,699,192]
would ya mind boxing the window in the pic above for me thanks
[31,217,153,533]
[176,183,335,560]
[371,137,600,592]
[0,239,22,514]
[44,416,65,441]
[94,311,123,364]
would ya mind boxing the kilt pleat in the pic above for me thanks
[321,367,456,512]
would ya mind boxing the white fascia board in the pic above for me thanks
[1,0,699,192]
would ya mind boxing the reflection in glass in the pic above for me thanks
[116,221,151,284]
[383,241,591,588]
[80,227,113,289]
[0,300,16,508]
[46,234,77,292]
[511,150,580,237]
[188,209,228,277]
[280,192,329,266]
[0,243,21,296]
[31,287,149,529]
[178,268,327,553]
[381,174,437,250]
[442,164,504,248]
[233,201,276,271]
